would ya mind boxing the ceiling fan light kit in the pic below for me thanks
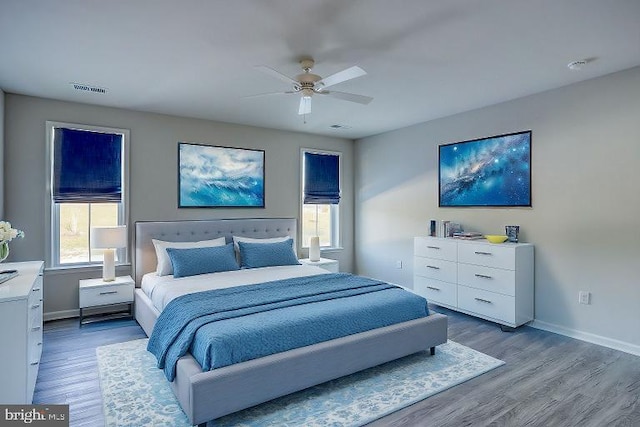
[253,57,373,116]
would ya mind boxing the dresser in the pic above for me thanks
[0,261,44,403]
[414,237,533,328]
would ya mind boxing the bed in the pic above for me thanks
[134,218,448,426]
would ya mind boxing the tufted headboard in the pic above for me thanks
[134,218,297,285]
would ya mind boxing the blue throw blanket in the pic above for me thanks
[148,273,429,381]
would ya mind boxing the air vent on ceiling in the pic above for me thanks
[70,82,107,94]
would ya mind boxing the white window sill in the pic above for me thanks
[44,263,131,275]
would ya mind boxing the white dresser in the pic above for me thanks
[0,261,44,403]
[414,237,534,328]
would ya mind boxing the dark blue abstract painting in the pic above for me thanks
[439,131,531,207]
[179,143,265,208]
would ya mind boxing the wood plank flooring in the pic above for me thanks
[33,306,639,426]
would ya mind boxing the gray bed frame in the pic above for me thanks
[134,218,448,426]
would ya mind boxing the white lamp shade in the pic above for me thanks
[91,226,127,249]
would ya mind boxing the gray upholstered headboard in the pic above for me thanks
[134,218,297,285]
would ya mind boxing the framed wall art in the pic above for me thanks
[439,130,531,207]
[178,143,265,208]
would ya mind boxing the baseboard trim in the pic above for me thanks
[529,320,640,357]
[44,309,79,322]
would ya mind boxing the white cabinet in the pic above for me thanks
[79,276,134,325]
[0,261,44,403]
[414,237,534,328]
[298,258,339,273]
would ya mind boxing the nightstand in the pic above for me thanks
[299,257,339,273]
[79,275,134,326]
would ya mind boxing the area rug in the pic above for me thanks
[96,339,503,427]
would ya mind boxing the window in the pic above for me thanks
[301,149,341,249]
[46,122,129,267]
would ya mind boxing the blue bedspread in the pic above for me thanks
[147,273,429,381]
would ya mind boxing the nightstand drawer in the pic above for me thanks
[457,285,515,324]
[457,263,516,296]
[80,283,133,308]
[414,257,457,283]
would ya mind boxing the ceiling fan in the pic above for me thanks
[250,58,373,115]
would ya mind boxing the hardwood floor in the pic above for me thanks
[33,306,639,426]
[33,318,146,427]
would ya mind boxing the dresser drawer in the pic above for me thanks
[80,283,134,308]
[457,263,516,296]
[414,237,457,261]
[458,242,515,270]
[457,285,515,325]
[413,276,457,307]
[414,257,457,283]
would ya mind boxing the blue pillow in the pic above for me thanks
[238,238,300,269]
[166,243,239,278]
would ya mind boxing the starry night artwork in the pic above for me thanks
[178,143,265,208]
[439,131,531,207]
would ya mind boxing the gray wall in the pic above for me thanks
[0,89,4,218]
[4,94,354,318]
[355,67,640,350]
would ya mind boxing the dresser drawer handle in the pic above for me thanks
[99,291,118,296]
[474,297,492,304]
[31,326,41,331]
[426,246,440,250]
[426,286,441,291]
[474,251,492,256]
[31,304,40,309]
[475,274,492,279]
[37,342,42,346]
[33,288,41,292]
[426,265,440,270]
[30,361,39,366]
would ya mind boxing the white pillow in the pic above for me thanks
[152,237,226,276]
[232,235,296,258]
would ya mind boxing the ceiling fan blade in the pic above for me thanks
[319,90,373,105]
[298,97,312,115]
[255,65,298,86]
[317,66,366,89]
[242,91,296,99]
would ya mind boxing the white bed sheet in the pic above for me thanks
[141,264,329,312]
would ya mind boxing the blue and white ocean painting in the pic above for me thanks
[179,144,264,207]
[439,131,531,207]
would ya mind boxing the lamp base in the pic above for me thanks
[102,249,116,282]
[309,236,321,262]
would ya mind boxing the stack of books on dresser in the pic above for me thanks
[452,232,484,240]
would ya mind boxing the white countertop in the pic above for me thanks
[0,261,44,303]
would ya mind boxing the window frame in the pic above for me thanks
[45,121,130,268]
[300,147,342,251]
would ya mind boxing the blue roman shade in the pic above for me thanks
[53,128,123,203]
[303,152,340,204]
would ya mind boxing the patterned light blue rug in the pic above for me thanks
[96,339,503,427]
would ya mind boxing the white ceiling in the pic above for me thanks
[1,0,639,139]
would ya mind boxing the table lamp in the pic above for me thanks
[91,226,127,281]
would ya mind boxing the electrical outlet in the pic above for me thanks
[395,260,403,269]
[578,291,590,305]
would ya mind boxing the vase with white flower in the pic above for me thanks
[0,221,25,262]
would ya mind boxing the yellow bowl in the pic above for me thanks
[485,235,508,243]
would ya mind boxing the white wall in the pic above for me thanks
[4,94,354,317]
[355,67,640,351]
